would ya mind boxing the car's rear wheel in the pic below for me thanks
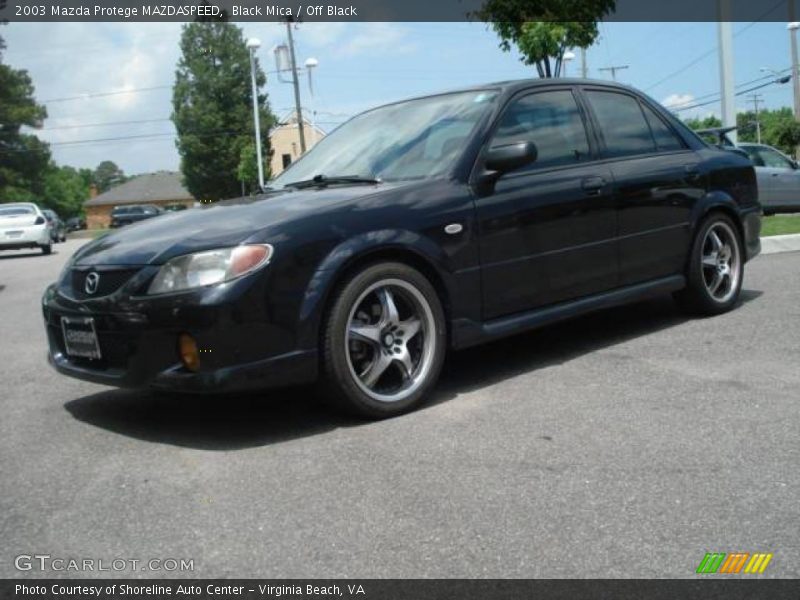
[40,242,52,255]
[321,262,446,419]
[674,213,743,315]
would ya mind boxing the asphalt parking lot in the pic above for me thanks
[1,238,798,578]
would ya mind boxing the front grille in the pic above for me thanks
[60,267,141,300]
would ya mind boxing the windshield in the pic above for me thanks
[271,90,498,188]
[0,205,36,217]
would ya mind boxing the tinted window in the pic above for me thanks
[0,205,35,216]
[491,90,590,169]
[586,90,656,157]
[741,146,764,166]
[642,105,684,151]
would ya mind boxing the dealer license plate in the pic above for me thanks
[61,316,102,359]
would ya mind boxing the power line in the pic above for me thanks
[644,0,788,93]
[673,76,792,113]
[666,67,791,110]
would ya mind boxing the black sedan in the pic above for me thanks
[110,204,163,228]
[43,79,761,418]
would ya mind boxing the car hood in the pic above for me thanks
[73,183,406,266]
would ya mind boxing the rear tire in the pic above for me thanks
[41,242,52,255]
[674,213,743,315]
[321,262,446,419]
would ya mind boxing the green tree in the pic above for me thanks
[684,115,722,131]
[172,21,275,201]
[475,0,616,77]
[0,34,51,203]
[92,160,127,193]
[236,141,270,196]
[41,164,90,217]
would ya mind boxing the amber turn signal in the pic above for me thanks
[178,333,200,372]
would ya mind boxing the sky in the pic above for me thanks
[2,19,797,176]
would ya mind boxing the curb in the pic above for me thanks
[760,233,800,255]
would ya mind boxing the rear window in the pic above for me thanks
[0,205,36,216]
[112,207,132,215]
[586,90,656,157]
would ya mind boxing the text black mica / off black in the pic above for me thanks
[43,79,761,418]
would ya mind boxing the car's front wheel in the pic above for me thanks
[321,262,446,419]
[674,213,743,315]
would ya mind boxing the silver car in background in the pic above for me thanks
[738,143,800,215]
[0,203,53,255]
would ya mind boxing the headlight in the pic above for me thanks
[147,244,273,295]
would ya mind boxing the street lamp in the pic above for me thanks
[246,37,265,191]
[304,57,319,146]
[562,51,576,77]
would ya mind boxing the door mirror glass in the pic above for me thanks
[485,141,538,173]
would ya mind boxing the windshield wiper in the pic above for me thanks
[283,174,381,190]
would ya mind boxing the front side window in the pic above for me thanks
[490,90,590,169]
[757,146,794,169]
[586,90,656,157]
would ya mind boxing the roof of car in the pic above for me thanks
[412,77,637,99]
[363,78,642,113]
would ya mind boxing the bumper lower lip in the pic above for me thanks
[48,348,317,393]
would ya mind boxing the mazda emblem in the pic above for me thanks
[85,272,100,295]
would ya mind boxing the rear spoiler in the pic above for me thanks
[695,126,750,159]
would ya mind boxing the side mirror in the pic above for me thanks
[485,141,538,174]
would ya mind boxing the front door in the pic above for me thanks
[475,88,618,320]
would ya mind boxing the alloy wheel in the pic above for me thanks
[345,278,437,403]
[701,221,741,303]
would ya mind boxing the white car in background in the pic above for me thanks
[0,203,53,255]
[738,143,800,215]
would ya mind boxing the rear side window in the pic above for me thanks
[586,90,656,157]
[491,90,590,169]
[641,105,685,151]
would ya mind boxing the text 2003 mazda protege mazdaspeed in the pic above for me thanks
[43,79,761,418]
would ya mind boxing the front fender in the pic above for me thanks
[294,229,459,350]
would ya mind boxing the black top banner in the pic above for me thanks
[2,0,800,22]
[3,579,800,600]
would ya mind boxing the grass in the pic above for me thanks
[761,214,800,237]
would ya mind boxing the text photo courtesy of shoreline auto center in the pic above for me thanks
[1,0,800,598]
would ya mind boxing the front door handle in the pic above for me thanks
[685,165,701,179]
[581,176,606,195]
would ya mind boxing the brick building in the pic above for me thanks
[84,171,195,229]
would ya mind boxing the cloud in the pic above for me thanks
[661,93,695,110]
[332,23,416,58]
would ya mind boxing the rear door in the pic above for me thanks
[475,87,618,319]
[582,88,705,285]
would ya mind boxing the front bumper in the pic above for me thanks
[42,276,318,393]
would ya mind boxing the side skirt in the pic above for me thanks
[450,275,686,350]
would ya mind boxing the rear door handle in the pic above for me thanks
[581,176,606,195]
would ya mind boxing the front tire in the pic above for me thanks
[674,213,743,315]
[321,262,447,419]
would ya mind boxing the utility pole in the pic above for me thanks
[718,0,736,145]
[285,20,306,154]
[580,47,588,78]
[747,93,763,144]
[598,65,628,81]
[788,3,800,157]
